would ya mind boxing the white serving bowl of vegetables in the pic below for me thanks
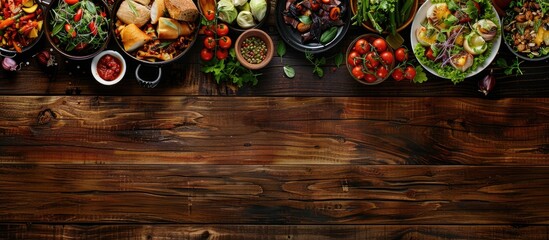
[410,0,502,84]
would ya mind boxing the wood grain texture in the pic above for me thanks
[1,224,547,240]
[0,29,547,97]
[1,164,549,224]
[1,96,548,165]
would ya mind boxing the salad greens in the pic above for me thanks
[49,0,109,52]
[352,0,414,34]
[414,0,500,84]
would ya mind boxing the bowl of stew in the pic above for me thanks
[91,50,126,85]
[0,0,45,55]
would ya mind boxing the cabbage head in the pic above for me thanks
[232,0,246,7]
[237,11,255,28]
[249,0,266,21]
[218,0,238,24]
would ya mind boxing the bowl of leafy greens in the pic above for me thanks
[350,0,418,34]
[45,0,111,60]
[410,0,501,84]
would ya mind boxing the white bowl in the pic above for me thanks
[91,50,126,85]
[410,0,501,79]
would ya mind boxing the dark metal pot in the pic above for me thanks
[111,0,199,88]
[0,0,46,58]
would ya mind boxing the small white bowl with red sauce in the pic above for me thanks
[91,50,126,85]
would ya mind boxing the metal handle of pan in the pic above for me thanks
[135,64,162,88]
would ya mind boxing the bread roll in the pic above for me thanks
[157,17,193,39]
[116,0,151,27]
[150,0,165,24]
[120,24,152,52]
[165,0,198,21]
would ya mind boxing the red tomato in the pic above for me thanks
[204,9,215,21]
[376,66,388,79]
[74,8,83,22]
[200,48,214,61]
[372,38,387,52]
[88,21,97,36]
[347,51,362,67]
[364,73,377,83]
[354,38,370,55]
[64,0,78,4]
[379,51,394,66]
[64,24,76,38]
[321,0,330,3]
[74,42,87,51]
[218,36,232,49]
[203,36,216,49]
[364,52,379,70]
[391,68,405,81]
[351,65,364,80]
[329,7,340,21]
[404,66,416,80]
[216,48,229,60]
[395,47,408,62]
[216,23,229,36]
[425,48,436,61]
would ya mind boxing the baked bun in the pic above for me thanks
[165,0,198,21]
[120,23,152,52]
[116,0,151,27]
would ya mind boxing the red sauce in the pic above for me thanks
[97,54,122,81]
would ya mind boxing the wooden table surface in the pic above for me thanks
[1,1,549,238]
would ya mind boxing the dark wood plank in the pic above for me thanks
[1,96,548,165]
[1,164,549,224]
[0,28,547,97]
[1,224,547,239]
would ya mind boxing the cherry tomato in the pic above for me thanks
[372,38,387,52]
[218,36,232,49]
[74,8,83,22]
[379,51,394,66]
[329,7,340,21]
[425,48,436,61]
[203,36,216,49]
[216,23,229,36]
[204,26,215,37]
[74,42,87,51]
[88,21,97,36]
[364,73,377,83]
[376,66,388,79]
[309,0,320,11]
[64,0,78,4]
[321,0,330,3]
[354,39,370,55]
[364,52,379,70]
[404,66,416,80]
[204,9,215,21]
[216,48,229,60]
[391,68,405,81]
[64,24,76,38]
[100,11,106,17]
[395,47,408,62]
[200,48,214,61]
[347,51,362,67]
[351,65,364,80]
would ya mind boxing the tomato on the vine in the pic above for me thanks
[200,48,214,61]
[354,39,370,55]
[379,51,394,66]
[404,66,416,80]
[364,73,377,83]
[372,38,387,52]
[216,48,229,60]
[216,23,229,36]
[203,25,215,37]
[203,36,216,49]
[391,68,405,81]
[204,9,215,21]
[347,51,362,67]
[376,66,388,79]
[395,47,408,62]
[218,36,232,49]
[364,52,379,69]
[351,65,364,80]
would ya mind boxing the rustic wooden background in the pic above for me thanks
[1,0,549,239]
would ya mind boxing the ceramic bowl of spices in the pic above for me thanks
[91,50,126,86]
[235,29,273,70]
